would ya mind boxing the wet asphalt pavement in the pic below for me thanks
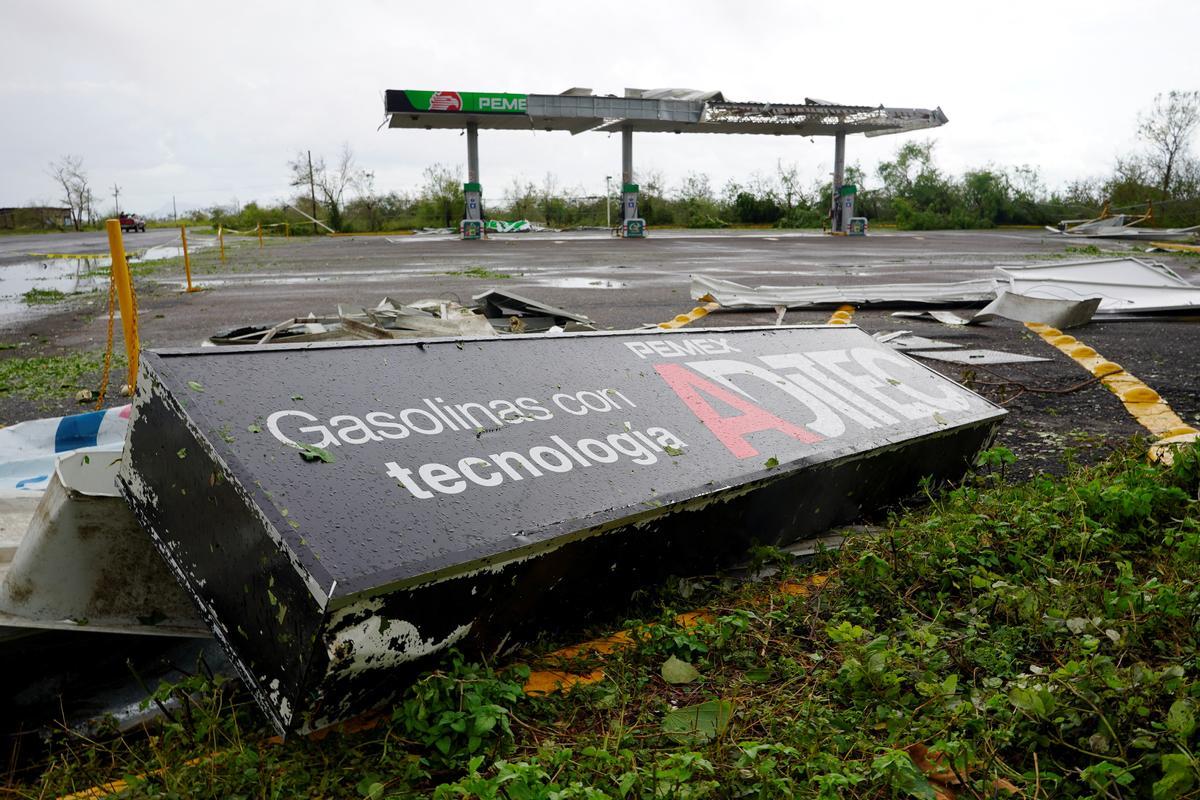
[2,227,1199,475]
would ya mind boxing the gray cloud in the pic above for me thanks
[2,0,1197,215]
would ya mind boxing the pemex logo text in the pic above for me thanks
[429,92,462,112]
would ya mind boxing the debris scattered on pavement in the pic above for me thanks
[1046,211,1199,241]
[341,297,498,338]
[908,348,1051,366]
[690,274,995,310]
[206,292,595,345]
[695,257,1200,318]
[995,258,1200,314]
[473,289,595,332]
[893,291,1101,329]
[872,331,962,351]
[209,317,346,346]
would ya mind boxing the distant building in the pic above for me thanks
[0,206,73,229]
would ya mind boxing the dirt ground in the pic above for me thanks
[3,227,1199,477]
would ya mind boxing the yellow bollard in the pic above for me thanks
[285,222,290,238]
[105,220,140,389]
[257,222,263,249]
[219,225,226,262]
[181,225,197,292]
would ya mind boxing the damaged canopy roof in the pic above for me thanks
[384,88,947,137]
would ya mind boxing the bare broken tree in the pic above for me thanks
[289,143,357,232]
[351,168,383,231]
[1137,90,1200,194]
[49,155,91,231]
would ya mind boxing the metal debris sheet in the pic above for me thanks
[909,349,1052,366]
[691,275,996,310]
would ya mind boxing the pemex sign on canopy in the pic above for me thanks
[119,326,1004,734]
[386,89,528,114]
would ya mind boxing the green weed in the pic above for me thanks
[0,351,124,404]
[443,266,513,279]
[15,442,1200,798]
[21,287,69,305]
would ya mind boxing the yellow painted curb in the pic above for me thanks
[657,300,721,329]
[1149,432,1200,465]
[827,304,855,325]
[1027,322,1196,444]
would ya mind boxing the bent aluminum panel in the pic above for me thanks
[119,327,1003,732]
[692,275,996,309]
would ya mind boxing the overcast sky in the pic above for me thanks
[3,0,1198,217]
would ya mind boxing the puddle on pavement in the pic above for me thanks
[0,244,212,323]
[139,245,194,261]
[532,277,629,289]
[0,257,107,322]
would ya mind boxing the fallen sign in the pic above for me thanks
[120,326,1005,734]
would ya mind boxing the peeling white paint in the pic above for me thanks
[326,598,471,677]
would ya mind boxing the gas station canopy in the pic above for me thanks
[384,88,947,137]
[383,87,948,237]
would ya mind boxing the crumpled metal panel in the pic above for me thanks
[119,327,1003,733]
[692,274,996,309]
[996,258,1200,313]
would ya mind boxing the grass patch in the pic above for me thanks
[443,266,513,279]
[21,288,69,305]
[14,443,1200,798]
[0,351,123,403]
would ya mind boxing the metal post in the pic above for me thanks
[618,127,644,236]
[832,132,846,233]
[258,222,263,249]
[307,150,318,235]
[621,128,633,185]
[285,222,290,238]
[605,176,612,229]
[466,122,479,184]
[181,225,195,292]
[219,226,225,262]
[461,123,483,238]
[105,220,139,387]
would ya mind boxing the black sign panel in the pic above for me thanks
[119,326,1004,732]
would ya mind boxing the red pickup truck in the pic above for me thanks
[119,213,146,233]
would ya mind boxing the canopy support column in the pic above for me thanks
[462,122,483,239]
[619,126,645,238]
[829,131,861,234]
[831,131,845,233]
